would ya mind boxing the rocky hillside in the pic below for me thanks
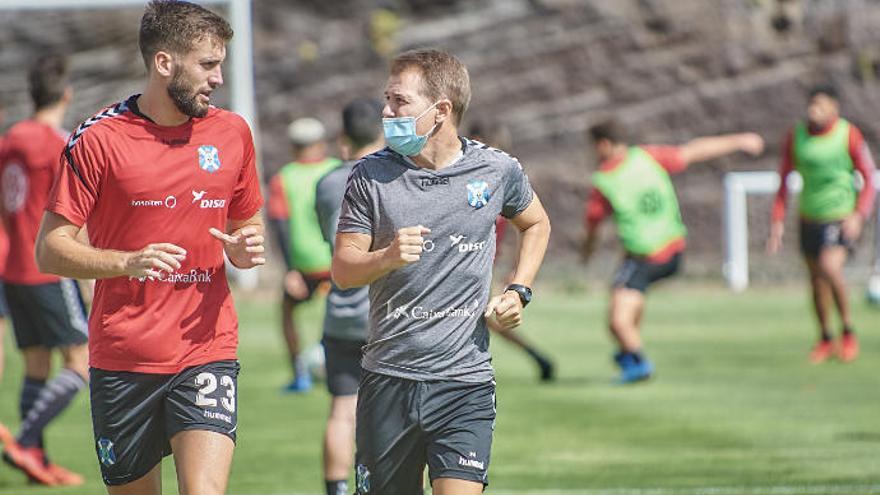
[1,0,878,283]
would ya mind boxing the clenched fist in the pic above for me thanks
[384,225,431,270]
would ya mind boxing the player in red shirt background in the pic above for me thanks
[468,121,556,381]
[0,54,90,486]
[35,2,264,494]
[0,96,10,451]
[766,84,876,363]
[0,99,8,384]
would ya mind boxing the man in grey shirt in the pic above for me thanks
[333,49,551,495]
[314,98,383,495]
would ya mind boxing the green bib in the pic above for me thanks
[792,119,856,221]
[280,157,342,273]
[592,147,687,256]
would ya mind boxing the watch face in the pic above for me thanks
[507,285,531,305]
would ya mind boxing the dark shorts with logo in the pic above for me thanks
[799,220,853,259]
[90,360,239,486]
[5,280,89,349]
[612,252,682,294]
[323,336,365,397]
[283,272,330,304]
[355,371,495,494]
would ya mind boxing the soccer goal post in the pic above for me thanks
[723,170,880,292]
[1,0,260,290]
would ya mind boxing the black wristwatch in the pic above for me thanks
[505,284,532,307]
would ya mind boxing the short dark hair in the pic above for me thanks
[391,48,471,125]
[588,120,626,145]
[28,54,69,110]
[139,0,233,70]
[342,98,383,150]
[809,83,838,101]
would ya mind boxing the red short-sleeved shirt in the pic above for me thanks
[47,96,263,373]
[0,120,67,285]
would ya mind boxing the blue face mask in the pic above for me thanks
[382,102,439,156]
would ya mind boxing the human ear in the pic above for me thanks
[154,51,175,78]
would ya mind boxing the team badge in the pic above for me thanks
[198,145,221,173]
[97,438,116,466]
[466,180,490,209]
[356,464,371,493]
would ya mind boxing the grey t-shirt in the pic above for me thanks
[315,161,370,341]
[337,138,534,382]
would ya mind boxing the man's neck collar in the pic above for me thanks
[408,132,464,171]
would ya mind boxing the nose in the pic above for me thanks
[210,67,223,88]
[382,104,394,118]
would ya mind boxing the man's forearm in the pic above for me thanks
[680,134,750,164]
[332,246,394,289]
[508,216,551,287]
[37,234,129,280]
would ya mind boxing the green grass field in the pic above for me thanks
[0,285,878,494]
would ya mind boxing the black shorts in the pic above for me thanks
[612,252,682,293]
[800,220,853,259]
[90,360,240,486]
[355,372,495,494]
[283,272,330,304]
[5,280,89,349]
[323,336,365,397]
[0,282,9,318]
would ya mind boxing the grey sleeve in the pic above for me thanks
[500,158,535,219]
[337,165,374,235]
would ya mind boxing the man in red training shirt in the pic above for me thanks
[35,2,264,494]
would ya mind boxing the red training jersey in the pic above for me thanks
[0,120,67,285]
[584,145,688,263]
[47,95,263,373]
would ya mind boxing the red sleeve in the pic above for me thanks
[227,120,264,221]
[771,130,795,223]
[848,125,877,218]
[585,187,613,230]
[267,174,288,220]
[46,131,105,227]
[642,146,687,174]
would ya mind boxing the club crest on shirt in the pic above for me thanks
[198,145,221,173]
[466,180,490,209]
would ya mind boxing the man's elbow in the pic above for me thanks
[331,260,356,290]
[34,238,59,275]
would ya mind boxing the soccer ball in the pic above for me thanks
[302,342,326,382]
[867,274,880,307]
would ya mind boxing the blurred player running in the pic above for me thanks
[268,117,341,392]
[583,120,763,384]
[35,2,264,493]
[767,84,876,363]
[314,98,383,495]
[0,54,89,487]
[468,120,555,381]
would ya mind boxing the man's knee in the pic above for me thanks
[23,347,52,378]
[60,344,90,380]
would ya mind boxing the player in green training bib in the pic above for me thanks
[268,117,341,392]
[767,84,877,364]
[583,120,764,384]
